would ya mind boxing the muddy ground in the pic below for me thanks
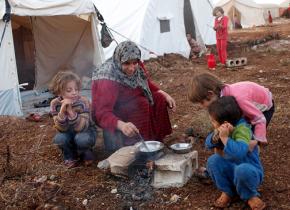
[1,19,290,209]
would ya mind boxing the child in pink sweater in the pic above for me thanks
[188,73,274,145]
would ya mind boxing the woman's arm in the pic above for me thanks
[92,80,120,132]
[92,80,140,137]
[139,61,176,110]
[157,90,176,111]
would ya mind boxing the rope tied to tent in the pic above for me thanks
[105,26,158,56]
[0,0,11,48]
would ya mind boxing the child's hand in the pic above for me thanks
[211,129,220,144]
[66,104,77,119]
[218,123,232,144]
[249,140,258,152]
[50,97,61,107]
[60,99,72,114]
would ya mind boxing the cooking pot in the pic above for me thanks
[135,141,164,161]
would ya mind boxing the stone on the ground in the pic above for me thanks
[170,194,180,203]
[152,151,198,188]
[98,146,138,176]
[97,159,110,170]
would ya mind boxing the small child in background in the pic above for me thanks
[186,34,201,59]
[268,10,273,24]
[233,15,242,29]
[205,96,265,209]
[188,73,274,146]
[50,71,96,168]
[212,7,229,65]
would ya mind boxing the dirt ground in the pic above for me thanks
[1,19,290,210]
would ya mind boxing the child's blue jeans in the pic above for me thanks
[207,154,263,200]
[53,127,97,161]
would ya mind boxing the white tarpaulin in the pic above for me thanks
[8,0,95,16]
[93,0,216,60]
[0,20,22,116]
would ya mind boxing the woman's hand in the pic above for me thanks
[117,121,139,137]
[158,90,176,112]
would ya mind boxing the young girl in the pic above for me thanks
[206,96,265,210]
[213,7,229,65]
[188,73,274,146]
[50,71,96,168]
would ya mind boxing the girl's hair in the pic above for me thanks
[212,7,224,16]
[208,96,242,126]
[49,71,81,95]
[188,73,224,103]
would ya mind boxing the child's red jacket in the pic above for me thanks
[214,16,229,40]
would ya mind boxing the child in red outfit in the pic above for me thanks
[213,7,228,65]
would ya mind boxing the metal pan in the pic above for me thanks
[170,143,192,154]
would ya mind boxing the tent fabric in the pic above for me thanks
[33,15,96,89]
[190,0,216,46]
[93,0,216,60]
[211,0,289,7]
[0,88,22,116]
[254,0,290,7]
[0,21,19,91]
[7,0,95,17]
[0,20,22,116]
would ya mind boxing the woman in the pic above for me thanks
[92,41,176,152]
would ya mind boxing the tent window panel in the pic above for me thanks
[160,19,170,33]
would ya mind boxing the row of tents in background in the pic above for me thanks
[214,0,290,28]
[0,0,289,116]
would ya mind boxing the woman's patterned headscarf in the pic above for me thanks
[92,41,154,105]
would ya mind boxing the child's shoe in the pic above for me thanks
[193,166,210,179]
[214,192,231,208]
[84,160,94,166]
[248,196,266,210]
[82,150,95,166]
[64,160,78,169]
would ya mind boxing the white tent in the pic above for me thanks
[214,0,284,28]
[94,0,216,60]
[0,0,105,116]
